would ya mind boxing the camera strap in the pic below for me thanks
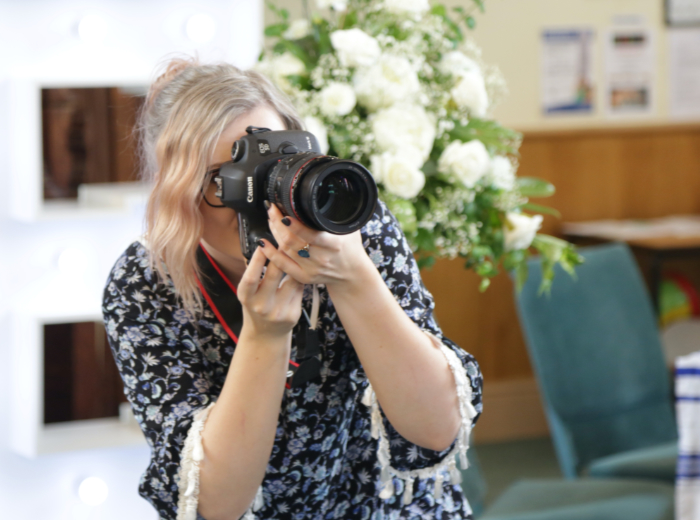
[196,243,322,389]
[195,244,243,344]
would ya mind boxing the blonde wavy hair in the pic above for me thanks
[139,56,303,314]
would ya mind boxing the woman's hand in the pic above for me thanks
[237,245,305,341]
[258,204,375,289]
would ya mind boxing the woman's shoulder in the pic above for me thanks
[104,239,158,294]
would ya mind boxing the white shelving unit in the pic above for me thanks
[1,0,263,458]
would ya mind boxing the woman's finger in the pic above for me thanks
[255,252,286,299]
[258,239,311,284]
[237,247,266,301]
[268,203,327,247]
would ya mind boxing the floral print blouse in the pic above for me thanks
[102,201,483,520]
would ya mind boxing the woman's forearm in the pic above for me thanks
[327,257,461,452]
[197,329,290,520]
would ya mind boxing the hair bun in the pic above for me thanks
[146,56,199,109]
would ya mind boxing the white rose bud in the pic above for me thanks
[504,213,543,251]
[283,19,311,40]
[371,152,426,199]
[354,54,421,112]
[383,0,430,15]
[316,0,348,10]
[438,140,491,188]
[330,28,381,68]
[371,105,435,165]
[255,53,306,93]
[438,51,480,77]
[488,156,516,191]
[319,82,356,116]
[451,70,489,117]
[303,116,329,154]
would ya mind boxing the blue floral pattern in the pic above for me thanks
[103,201,483,520]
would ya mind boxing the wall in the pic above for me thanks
[0,0,262,517]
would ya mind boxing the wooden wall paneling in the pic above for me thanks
[109,88,142,183]
[423,125,700,442]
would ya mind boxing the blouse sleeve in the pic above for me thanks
[360,201,483,478]
[102,243,216,520]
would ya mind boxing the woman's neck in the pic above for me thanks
[200,239,247,287]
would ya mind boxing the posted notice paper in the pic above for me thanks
[605,28,655,117]
[669,28,700,120]
[541,29,595,115]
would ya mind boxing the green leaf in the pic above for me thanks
[531,234,584,294]
[418,255,436,270]
[431,4,448,17]
[466,16,476,29]
[340,10,358,29]
[274,39,313,68]
[266,1,289,21]
[472,0,485,13]
[521,202,561,218]
[479,277,491,292]
[517,177,555,198]
[265,23,289,37]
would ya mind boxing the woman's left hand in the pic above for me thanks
[257,203,374,288]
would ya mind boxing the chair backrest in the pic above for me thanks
[460,444,488,517]
[514,243,677,478]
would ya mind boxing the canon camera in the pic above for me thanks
[213,126,378,259]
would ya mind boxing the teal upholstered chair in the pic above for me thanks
[460,447,675,520]
[513,243,677,482]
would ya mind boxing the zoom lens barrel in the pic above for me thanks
[266,153,377,234]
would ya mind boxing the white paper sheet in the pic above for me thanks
[605,28,655,117]
[541,29,595,115]
[669,28,700,120]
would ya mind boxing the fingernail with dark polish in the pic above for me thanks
[257,239,265,248]
[263,200,271,210]
[281,217,291,227]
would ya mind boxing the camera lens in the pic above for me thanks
[316,170,364,224]
[267,153,377,234]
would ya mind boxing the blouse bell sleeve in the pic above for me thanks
[360,201,484,501]
[102,243,217,520]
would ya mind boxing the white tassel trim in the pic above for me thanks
[176,402,216,520]
[176,402,264,520]
[361,330,477,504]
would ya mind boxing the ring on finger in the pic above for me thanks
[297,243,311,258]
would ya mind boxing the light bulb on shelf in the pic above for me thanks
[185,13,216,44]
[77,476,109,506]
[77,14,107,45]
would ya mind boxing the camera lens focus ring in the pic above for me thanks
[268,154,332,221]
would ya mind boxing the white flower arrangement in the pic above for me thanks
[259,0,581,290]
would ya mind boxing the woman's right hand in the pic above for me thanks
[237,246,304,341]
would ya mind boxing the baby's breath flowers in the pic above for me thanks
[258,0,581,291]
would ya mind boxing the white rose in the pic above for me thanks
[488,156,516,191]
[383,0,430,15]
[371,105,435,165]
[438,51,480,77]
[438,140,491,188]
[303,116,329,154]
[283,19,311,40]
[371,152,425,199]
[319,82,356,116]
[255,53,306,93]
[354,54,421,112]
[504,213,543,251]
[451,70,489,117]
[316,0,347,10]
[330,29,380,68]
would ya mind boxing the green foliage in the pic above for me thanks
[259,0,581,295]
[517,177,555,198]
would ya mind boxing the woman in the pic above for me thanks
[103,57,482,520]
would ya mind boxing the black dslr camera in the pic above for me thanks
[214,126,378,259]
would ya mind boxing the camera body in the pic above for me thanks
[214,126,377,259]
